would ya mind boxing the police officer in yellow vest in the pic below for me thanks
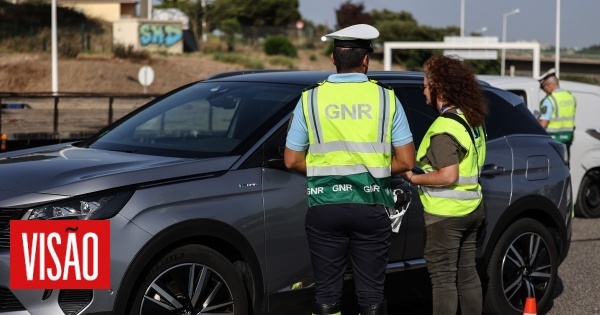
[536,68,576,165]
[403,55,487,315]
[284,24,415,315]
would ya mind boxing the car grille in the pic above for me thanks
[58,290,93,315]
[0,209,25,248]
[0,286,26,311]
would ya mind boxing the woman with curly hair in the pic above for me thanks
[403,55,488,315]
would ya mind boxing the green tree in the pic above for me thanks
[220,17,240,52]
[467,60,500,75]
[370,9,457,42]
[264,35,297,57]
[335,1,373,28]
[371,8,461,71]
[208,0,300,44]
[579,44,600,55]
[323,5,500,73]
[370,9,416,24]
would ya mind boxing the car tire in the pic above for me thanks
[130,244,248,315]
[483,218,558,315]
[575,170,600,218]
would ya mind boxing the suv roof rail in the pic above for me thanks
[204,69,294,80]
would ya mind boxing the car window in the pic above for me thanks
[87,82,303,158]
[134,100,235,140]
[506,89,528,106]
[484,88,547,139]
[394,86,437,149]
[395,85,546,146]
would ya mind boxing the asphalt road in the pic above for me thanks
[388,217,600,315]
[546,217,600,315]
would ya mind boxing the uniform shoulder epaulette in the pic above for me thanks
[303,81,326,92]
[370,79,392,90]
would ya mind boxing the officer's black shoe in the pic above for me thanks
[359,300,387,315]
[312,302,341,315]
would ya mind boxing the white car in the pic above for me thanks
[480,75,600,218]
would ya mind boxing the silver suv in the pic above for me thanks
[0,70,572,315]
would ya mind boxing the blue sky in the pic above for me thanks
[298,0,600,49]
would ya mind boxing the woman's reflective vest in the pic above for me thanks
[416,113,486,217]
[542,90,576,143]
[302,80,396,208]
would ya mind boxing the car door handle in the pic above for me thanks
[481,164,505,177]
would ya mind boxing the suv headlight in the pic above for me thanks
[23,190,134,220]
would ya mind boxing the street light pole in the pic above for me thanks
[501,8,520,76]
[460,0,465,37]
[555,0,561,77]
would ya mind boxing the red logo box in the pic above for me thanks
[10,220,110,289]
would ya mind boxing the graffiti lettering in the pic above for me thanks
[139,24,183,47]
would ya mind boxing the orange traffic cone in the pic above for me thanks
[523,297,537,315]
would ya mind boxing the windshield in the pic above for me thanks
[86,81,302,158]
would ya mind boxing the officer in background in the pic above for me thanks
[284,24,415,315]
[537,68,576,165]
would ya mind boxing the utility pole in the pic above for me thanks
[51,0,58,94]
[555,0,561,77]
[460,0,465,37]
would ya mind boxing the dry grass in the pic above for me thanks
[0,45,402,94]
[0,48,404,138]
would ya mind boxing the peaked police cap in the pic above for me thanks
[324,24,379,53]
[536,68,557,84]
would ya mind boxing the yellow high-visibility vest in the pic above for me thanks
[302,80,396,207]
[416,113,486,216]
[543,90,576,143]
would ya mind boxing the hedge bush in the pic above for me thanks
[263,35,297,58]
[112,43,150,62]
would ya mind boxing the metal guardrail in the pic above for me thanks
[0,92,162,151]
[507,51,600,61]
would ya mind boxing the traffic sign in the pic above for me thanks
[138,65,155,93]
[443,36,499,60]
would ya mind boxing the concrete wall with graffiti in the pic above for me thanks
[113,19,183,54]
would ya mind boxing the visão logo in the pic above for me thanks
[10,220,110,289]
